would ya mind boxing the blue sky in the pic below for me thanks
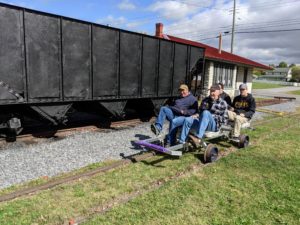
[2,0,165,33]
[1,0,300,65]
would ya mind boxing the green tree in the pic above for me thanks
[292,66,300,82]
[278,61,288,68]
[269,64,275,68]
[253,69,262,76]
[289,63,296,68]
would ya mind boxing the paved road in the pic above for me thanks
[252,86,300,104]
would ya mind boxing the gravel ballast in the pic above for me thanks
[0,123,170,190]
[0,101,299,190]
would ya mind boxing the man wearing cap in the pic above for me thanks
[218,82,232,107]
[151,84,198,139]
[176,84,228,147]
[228,83,256,140]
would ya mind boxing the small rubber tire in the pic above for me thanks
[204,144,219,163]
[238,134,249,148]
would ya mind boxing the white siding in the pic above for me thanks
[236,67,253,94]
[203,62,254,97]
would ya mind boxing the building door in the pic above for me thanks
[243,68,248,83]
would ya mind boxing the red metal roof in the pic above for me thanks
[166,35,272,70]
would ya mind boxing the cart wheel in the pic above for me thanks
[204,144,219,163]
[238,134,249,148]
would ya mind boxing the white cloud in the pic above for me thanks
[163,0,300,65]
[97,15,127,27]
[96,15,147,31]
[148,0,213,20]
[118,0,136,11]
[126,21,147,29]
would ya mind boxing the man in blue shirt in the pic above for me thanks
[178,84,228,147]
[151,84,198,145]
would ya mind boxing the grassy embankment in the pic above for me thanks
[288,89,300,95]
[252,82,283,89]
[0,112,299,225]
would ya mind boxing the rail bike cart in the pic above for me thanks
[135,136,186,157]
[135,121,251,163]
[135,134,219,163]
[200,122,250,147]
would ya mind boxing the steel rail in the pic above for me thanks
[0,152,155,203]
[0,118,154,144]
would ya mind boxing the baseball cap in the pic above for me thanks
[178,84,189,91]
[239,83,248,90]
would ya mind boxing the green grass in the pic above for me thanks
[0,115,299,225]
[0,151,205,224]
[84,116,300,225]
[252,82,283,89]
[255,97,273,102]
[287,89,300,95]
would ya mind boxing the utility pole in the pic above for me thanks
[231,0,236,53]
[218,33,222,54]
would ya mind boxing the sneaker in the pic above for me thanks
[188,134,201,148]
[151,123,160,136]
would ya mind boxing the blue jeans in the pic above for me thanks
[168,116,186,145]
[179,110,217,142]
[155,106,176,131]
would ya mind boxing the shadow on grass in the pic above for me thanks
[140,154,180,168]
[193,152,205,163]
[129,134,152,151]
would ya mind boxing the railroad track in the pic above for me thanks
[0,118,153,145]
[0,151,155,203]
[256,98,287,107]
[0,110,299,204]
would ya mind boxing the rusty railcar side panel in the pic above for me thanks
[62,19,91,99]
[93,26,119,98]
[25,11,61,100]
[0,6,24,102]
[0,2,205,105]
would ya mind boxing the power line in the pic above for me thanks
[166,2,300,32]
[172,0,231,11]
[171,28,300,45]
[112,0,300,28]
[170,22,300,38]
[236,0,300,11]
[236,28,300,34]
[166,18,300,37]
[112,0,233,27]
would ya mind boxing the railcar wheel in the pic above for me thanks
[6,129,17,142]
[204,144,219,163]
[238,134,249,148]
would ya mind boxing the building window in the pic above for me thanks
[212,63,234,88]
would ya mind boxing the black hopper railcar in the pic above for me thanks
[0,2,205,141]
